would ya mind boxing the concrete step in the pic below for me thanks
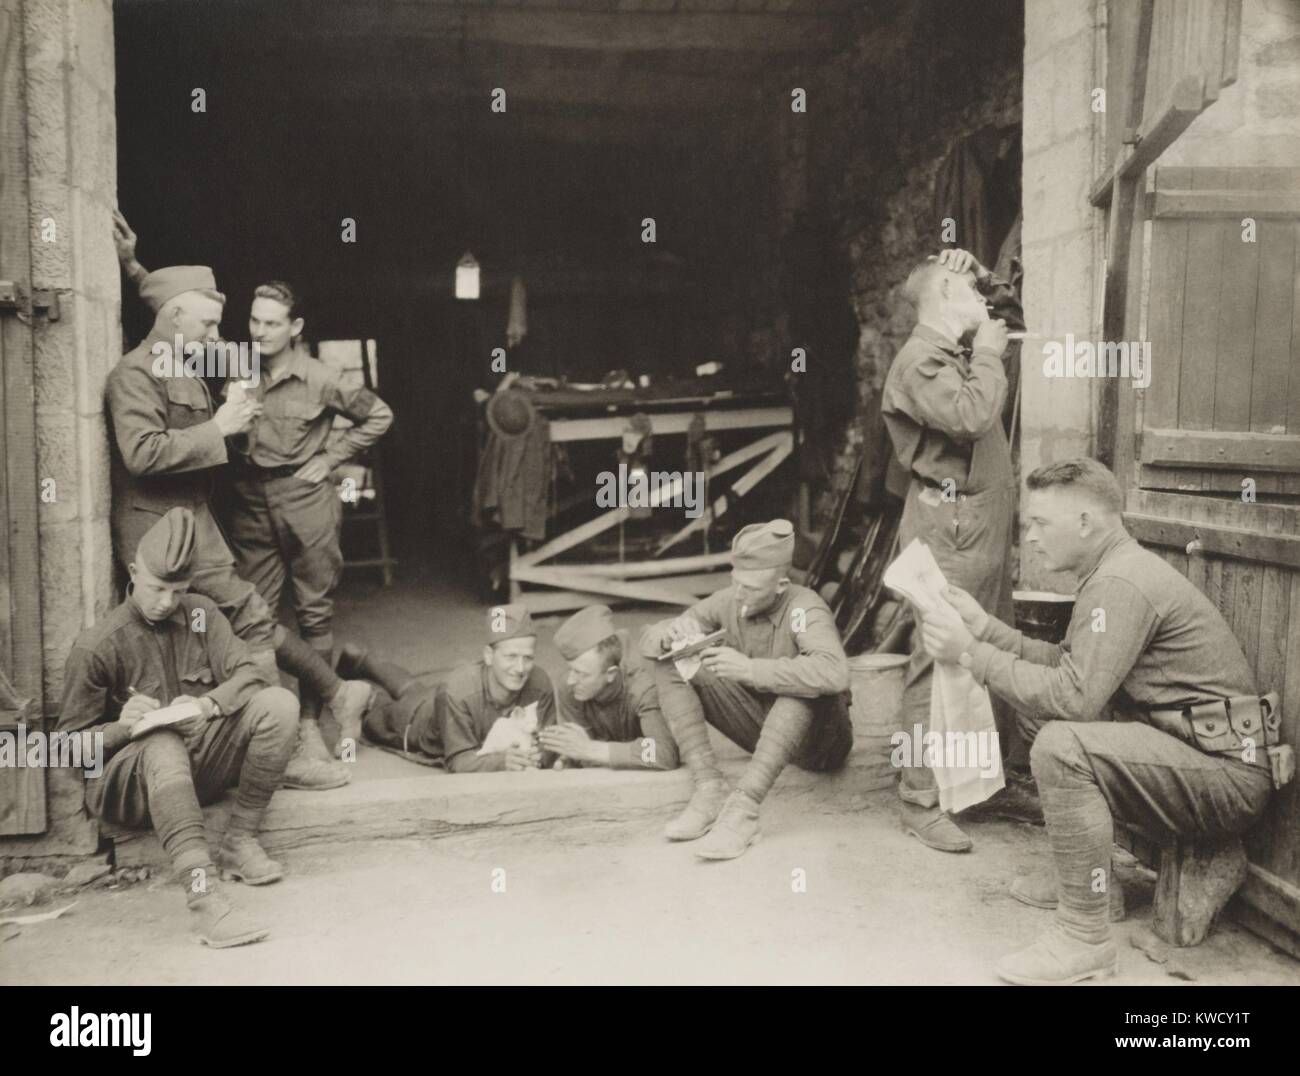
[111,742,898,870]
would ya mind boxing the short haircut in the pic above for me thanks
[1025,458,1124,515]
[253,280,300,319]
[902,254,972,308]
[902,257,942,307]
[595,633,622,670]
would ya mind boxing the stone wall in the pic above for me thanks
[1158,0,1300,168]
[1019,0,1102,592]
[719,1,1025,525]
[2,0,119,860]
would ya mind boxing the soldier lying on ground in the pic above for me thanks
[541,604,679,770]
[357,604,556,772]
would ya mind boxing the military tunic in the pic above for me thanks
[881,271,1023,805]
[222,345,392,649]
[57,593,284,824]
[968,529,1273,848]
[640,584,853,768]
[555,661,679,770]
[106,331,278,650]
[440,663,556,773]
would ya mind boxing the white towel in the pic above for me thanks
[883,539,1004,812]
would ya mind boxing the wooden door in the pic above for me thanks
[0,0,48,835]
[1119,166,1300,953]
[1096,1,1300,951]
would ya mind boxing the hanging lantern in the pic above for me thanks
[455,251,481,300]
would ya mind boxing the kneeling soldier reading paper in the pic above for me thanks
[57,508,300,949]
[918,459,1277,984]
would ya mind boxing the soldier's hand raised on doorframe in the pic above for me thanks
[111,209,138,263]
[942,585,989,638]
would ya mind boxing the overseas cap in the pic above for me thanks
[731,519,795,571]
[136,507,196,582]
[554,605,616,661]
[486,602,535,646]
[141,266,225,313]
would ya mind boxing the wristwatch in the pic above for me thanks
[958,650,973,671]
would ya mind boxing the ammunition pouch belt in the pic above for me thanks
[1147,692,1281,758]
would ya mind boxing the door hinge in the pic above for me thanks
[0,281,61,321]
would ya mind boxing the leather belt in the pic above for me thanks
[235,463,300,481]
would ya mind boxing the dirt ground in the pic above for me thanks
[5,786,1299,986]
[5,571,1298,985]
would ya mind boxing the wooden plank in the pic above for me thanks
[553,552,731,578]
[0,0,44,719]
[1124,512,1300,570]
[547,406,791,443]
[1103,0,1151,174]
[1226,510,1262,672]
[0,677,45,836]
[1222,0,1242,86]
[656,432,792,552]
[513,564,698,607]
[1251,217,1298,433]
[1088,75,1206,208]
[1178,166,1227,430]
[1291,220,1300,436]
[1140,428,1300,470]
[516,431,787,565]
[1254,532,1291,708]
[1143,181,1189,435]
[1140,465,1300,495]
[1149,189,1300,219]
[1213,170,1263,431]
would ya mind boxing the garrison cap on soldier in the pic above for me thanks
[731,519,795,571]
[140,266,225,313]
[135,507,197,582]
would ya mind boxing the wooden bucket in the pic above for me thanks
[847,652,909,775]
[1012,590,1076,643]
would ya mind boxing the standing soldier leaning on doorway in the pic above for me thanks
[881,246,1023,854]
[109,213,373,790]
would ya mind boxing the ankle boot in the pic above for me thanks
[995,922,1119,985]
[694,789,761,861]
[664,780,730,841]
[900,801,973,853]
[188,883,271,948]
[330,680,374,756]
[997,783,1117,983]
[217,833,284,885]
[283,726,351,790]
